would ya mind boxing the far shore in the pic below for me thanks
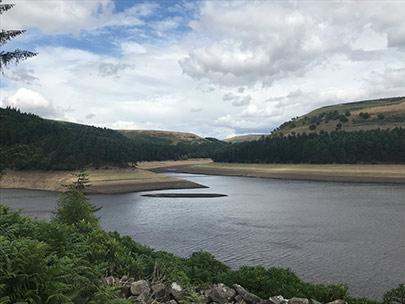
[0,168,205,194]
[2,160,405,194]
[140,160,405,184]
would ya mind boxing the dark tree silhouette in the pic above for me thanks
[0,2,36,71]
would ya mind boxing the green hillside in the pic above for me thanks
[0,108,225,170]
[274,96,405,135]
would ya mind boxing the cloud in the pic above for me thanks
[180,1,405,87]
[5,68,39,85]
[1,0,157,35]
[98,62,133,77]
[223,93,252,107]
[85,113,96,119]
[2,88,60,118]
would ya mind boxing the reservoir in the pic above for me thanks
[1,172,404,299]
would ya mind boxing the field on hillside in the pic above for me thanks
[119,129,209,145]
[224,134,266,143]
[276,96,405,135]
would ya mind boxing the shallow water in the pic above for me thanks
[1,173,404,299]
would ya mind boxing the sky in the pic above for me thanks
[1,0,405,139]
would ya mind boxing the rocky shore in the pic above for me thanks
[104,276,347,304]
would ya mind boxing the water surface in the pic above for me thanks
[1,173,404,299]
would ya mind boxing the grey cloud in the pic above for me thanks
[238,87,245,93]
[98,62,133,77]
[222,92,235,102]
[85,113,96,119]
[223,92,252,107]
[232,95,251,107]
[190,107,202,112]
[6,68,39,85]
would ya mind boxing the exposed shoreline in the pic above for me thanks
[2,160,405,194]
[0,168,206,194]
[149,161,405,184]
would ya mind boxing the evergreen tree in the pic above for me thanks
[0,2,36,71]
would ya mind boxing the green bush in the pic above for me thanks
[384,284,405,304]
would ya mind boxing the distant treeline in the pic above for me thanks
[212,128,405,164]
[0,108,225,170]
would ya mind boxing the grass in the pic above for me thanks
[279,97,405,135]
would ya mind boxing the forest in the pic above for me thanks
[212,129,405,164]
[0,107,225,170]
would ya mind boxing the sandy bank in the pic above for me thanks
[146,161,405,184]
[0,168,205,194]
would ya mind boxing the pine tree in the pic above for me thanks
[0,2,36,71]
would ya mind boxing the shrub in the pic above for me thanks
[186,251,230,285]
[384,284,405,304]
[339,115,349,123]
[359,112,370,119]
[53,171,99,230]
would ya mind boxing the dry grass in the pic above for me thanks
[137,159,212,170]
[119,129,207,144]
[224,134,265,143]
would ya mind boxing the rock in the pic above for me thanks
[233,284,262,304]
[120,285,131,298]
[130,280,150,296]
[152,282,168,300]
[104,276,115,286]
[269,296,288,304]
[170,282,184,301]
[206,283,236,304]
[163,300,178,304]
[261,300,283,304]
[288,298,309,304]
[310,299,322,304]
[326,300,346,304]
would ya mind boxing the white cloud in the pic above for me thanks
[1,88,60,118]
[1,0,157,35]
[181,1,405,87]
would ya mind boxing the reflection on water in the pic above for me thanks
[1,173,405,299]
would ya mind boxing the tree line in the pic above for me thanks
[0,107,225,170]
[212,128,405,164]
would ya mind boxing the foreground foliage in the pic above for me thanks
[0,178,402,303]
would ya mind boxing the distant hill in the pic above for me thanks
[224,134,266,143]
[119,129,209,145]
[274,96,405,136]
